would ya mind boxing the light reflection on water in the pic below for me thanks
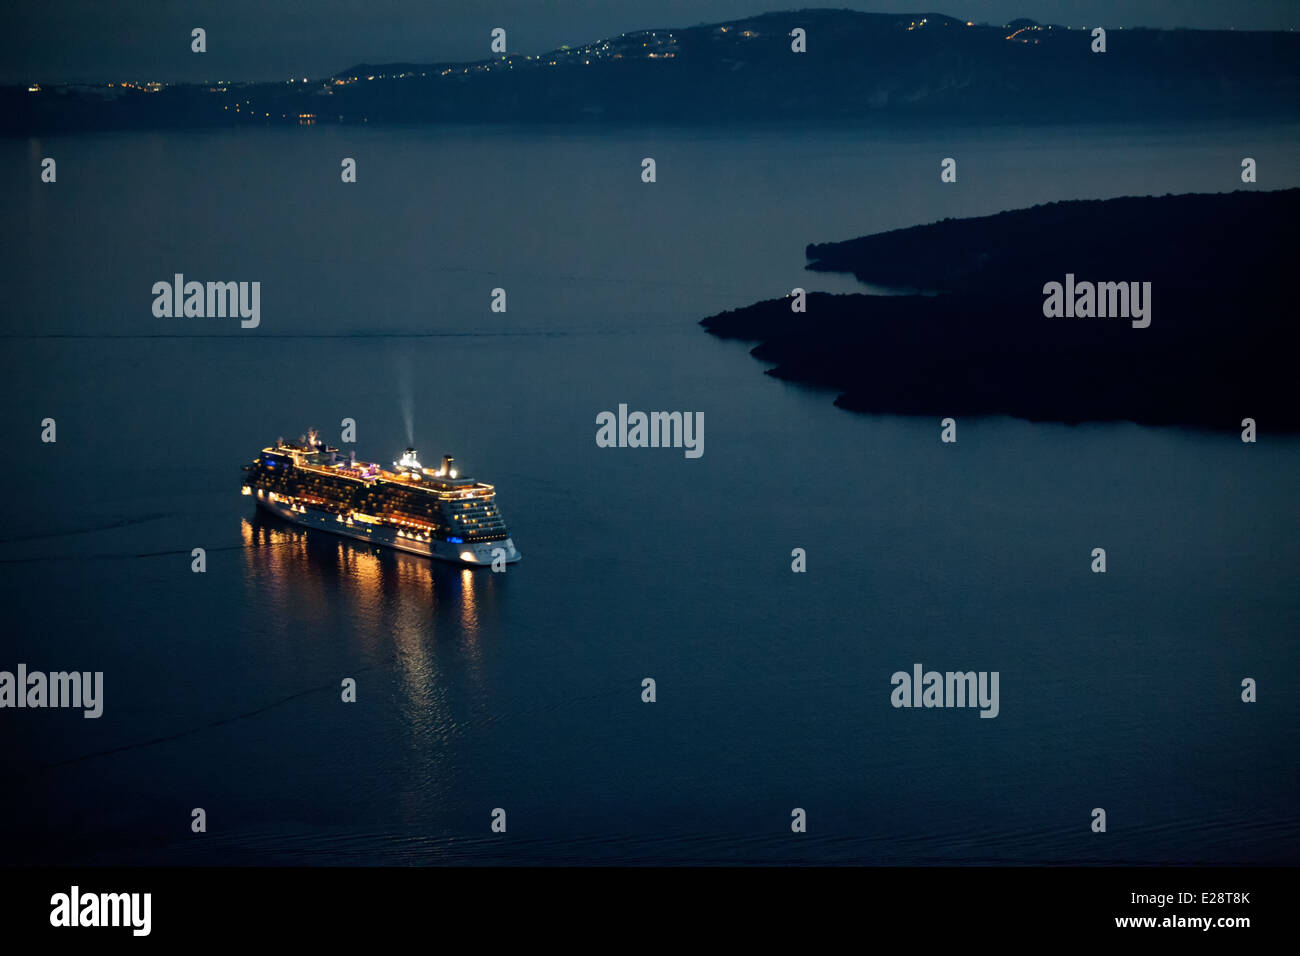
[239,511,497,775]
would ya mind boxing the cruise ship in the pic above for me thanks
[241,430,520,566]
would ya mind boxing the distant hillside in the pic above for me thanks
[702,189,1299,429]
[5,10,1299,131]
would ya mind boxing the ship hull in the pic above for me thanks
[255,495,520,565]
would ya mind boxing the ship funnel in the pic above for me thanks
[442,455,454,476]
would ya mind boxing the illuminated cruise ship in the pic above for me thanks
[241,430,520,566]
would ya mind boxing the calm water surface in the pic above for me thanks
[1,122,1297,864]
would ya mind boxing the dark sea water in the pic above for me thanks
[1,122,1297,864]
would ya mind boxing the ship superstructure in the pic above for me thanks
[241,430,520,565]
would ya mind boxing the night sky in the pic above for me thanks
[5,0,1297,84]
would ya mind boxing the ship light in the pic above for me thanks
[449,469,457,478]
[459,551,476,562]
[241,486,251,496]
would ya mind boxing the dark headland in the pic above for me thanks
[700,189,1299,430]
[5,10,1300,132]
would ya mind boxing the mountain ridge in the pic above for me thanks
[6,9,1298,132]
[702,189,1299,429]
